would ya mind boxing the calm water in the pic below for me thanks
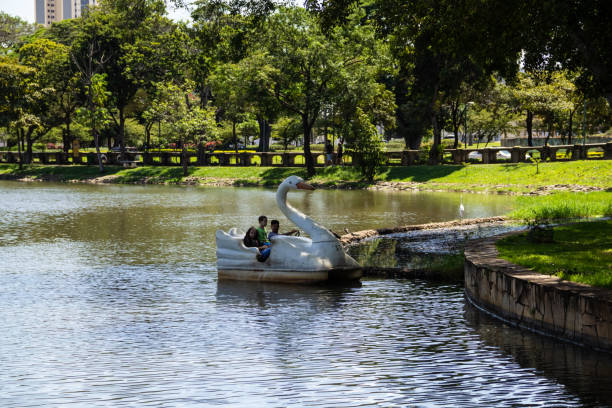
[1,181,611,407]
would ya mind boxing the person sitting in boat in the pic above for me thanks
[243,226,271,262]
[256,215,271,245]
[268,219,298,240]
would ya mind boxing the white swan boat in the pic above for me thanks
[215,176,362,283]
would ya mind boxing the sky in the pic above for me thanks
[0,0,192,23]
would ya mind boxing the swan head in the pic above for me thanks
[281,175,315,191]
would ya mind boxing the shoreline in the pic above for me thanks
[340,216,509,245]
[0,167,605,196]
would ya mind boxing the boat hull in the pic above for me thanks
[218,267,362,284]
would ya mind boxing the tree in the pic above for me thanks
[308,0,527,155]
[0,55,35,168]
[522,1,612,108]
[154,82,218,175]
[71,37,111,171]
[272,116,301,151]
[246,6,389,176]
[0,12,37,55]
[209,62,251,154]
[507,71,573,146]
[72,0,176,157]
[19,38,83,155]
[76,74,112,171]
[345,108,386,181]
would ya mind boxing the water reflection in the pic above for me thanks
[464,302,612,407]
[216,280,361,309]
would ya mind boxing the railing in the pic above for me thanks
[1,142,610,167]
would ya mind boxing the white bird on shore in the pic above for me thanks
[459,196,465,220]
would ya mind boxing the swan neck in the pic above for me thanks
[276,185,336,243]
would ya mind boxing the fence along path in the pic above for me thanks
[1,142,611,167]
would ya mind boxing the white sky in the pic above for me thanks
[0,0,192,23]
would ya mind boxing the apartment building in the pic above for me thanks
[35,0,97,26]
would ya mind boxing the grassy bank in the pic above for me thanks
[508,191,612,221]
[1,160,610,193]
[496,220,612,289]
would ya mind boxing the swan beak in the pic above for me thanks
[297,181,315,190]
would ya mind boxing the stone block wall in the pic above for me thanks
[464,235,612,353]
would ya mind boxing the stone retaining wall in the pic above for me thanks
[464,234,612,353]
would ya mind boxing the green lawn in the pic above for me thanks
[0,160,611,193]
[496,220,612,289]
[508,191,612,222]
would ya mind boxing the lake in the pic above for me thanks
[1,181,610,407]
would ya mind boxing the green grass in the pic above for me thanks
[508,192,612,222]
[0,160,611,194]
[497,220,612,289]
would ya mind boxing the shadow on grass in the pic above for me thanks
[0,164,119,180]
[380,165,464,182]
[113,166,186,183]
[258,167,309,185]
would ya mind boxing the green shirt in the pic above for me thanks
[256,227,269,244]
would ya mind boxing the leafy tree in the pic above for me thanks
[20,38,83,154]
[272,116,301,151]
[246,6,389,176]
[71,0,175,157]
[76,74,112,171]
[153,82,218,174]
[0,55,35,168]
[0,12,37,55]
[209,62,251,154]
[506,71,573,146]
[345,108,386,181]
[522,1,612,107]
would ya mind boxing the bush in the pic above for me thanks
[345,108,386,182]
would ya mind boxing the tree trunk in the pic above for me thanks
[233,119,238,155]
[94,130,104,173]
[64,117,72,154]
[452,102,460,149]
[526,110,533,146]
[544,121,553,146]
[118,107,126,160]
[26,131,33,164]
[182,146,188,177]
[428,83,441,164]
[429,112,442,164]
[302,115,315,177]
[17,129,23,170]
[568,110,574,144]
[257,117,265,152]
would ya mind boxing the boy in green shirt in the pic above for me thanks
[256,215,270,245]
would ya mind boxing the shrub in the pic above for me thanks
[345,108,386,182]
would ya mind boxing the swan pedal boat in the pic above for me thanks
[216,176,362,284]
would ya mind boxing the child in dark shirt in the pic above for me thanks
[267,219,298,240]
[243,226,271,262]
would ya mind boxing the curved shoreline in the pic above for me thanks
[464,233,612,353]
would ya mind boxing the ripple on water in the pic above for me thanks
[1,182,611,407]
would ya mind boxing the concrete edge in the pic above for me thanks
[464,232,612,353]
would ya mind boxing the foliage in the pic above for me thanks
[272,116,301,151]
[345,108,386,181]
[0,12,37,54]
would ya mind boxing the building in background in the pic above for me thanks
[35,0,97,26]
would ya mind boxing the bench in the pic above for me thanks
[120,160,139,168]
